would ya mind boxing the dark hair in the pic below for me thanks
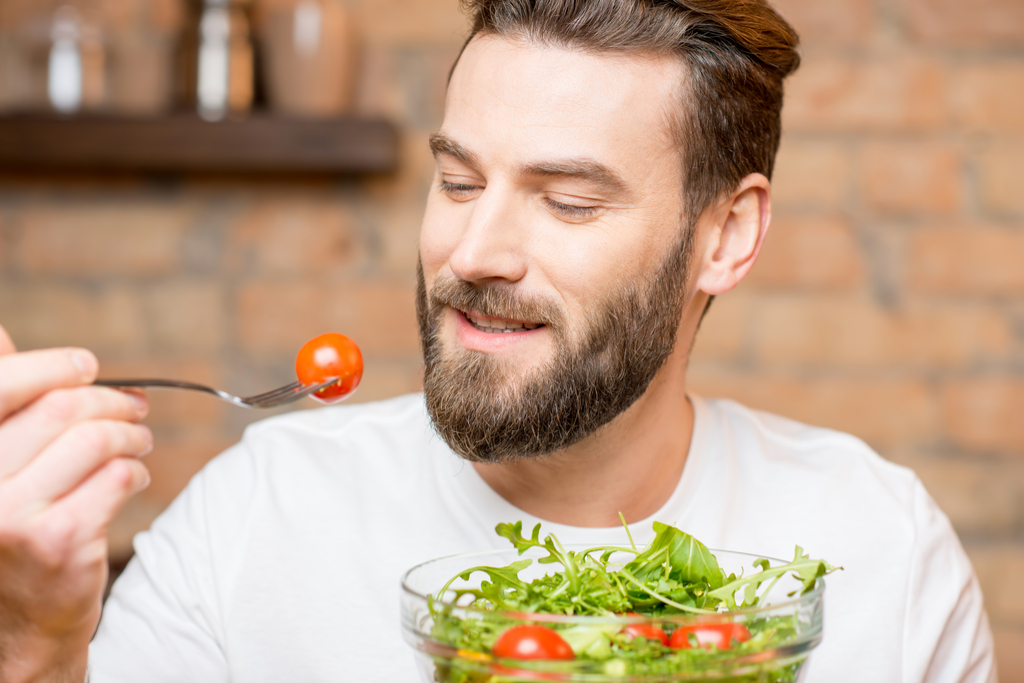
[457,0,800,223]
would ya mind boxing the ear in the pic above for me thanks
[692,173,771,296]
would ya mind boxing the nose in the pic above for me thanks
[447,183,529,286]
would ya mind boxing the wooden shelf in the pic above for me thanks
[0,114,398,175]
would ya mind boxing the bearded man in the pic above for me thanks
[0,0,996,681]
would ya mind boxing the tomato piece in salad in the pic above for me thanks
[492,625,575,661]
[620,613,669,646]
[668,623,751,651]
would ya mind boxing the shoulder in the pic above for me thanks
[693,395,977,590]
[696,394,919,501]
[190,392,436,509]
[700,394,885,455]
[144,393,441,566]
[227,392,433,465]
[241,391,429,443]
[688,395,939,558]
[689,396,995,681]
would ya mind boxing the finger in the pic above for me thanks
[12,420,152,505]
[0,324,15,355]
[0,386,149,482]
[51,456,151,541]
[0,347,98,421]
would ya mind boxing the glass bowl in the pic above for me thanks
[401,545,825,683]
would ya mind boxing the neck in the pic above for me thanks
[472,339,696,528]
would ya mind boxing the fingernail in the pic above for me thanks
[71,350,97,379]
[140,470,152,490]
[139,441,153,458]
[128,392,149,416]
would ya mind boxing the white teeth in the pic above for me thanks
[465,311,542,333]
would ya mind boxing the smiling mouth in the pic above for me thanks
[462,309,544,333]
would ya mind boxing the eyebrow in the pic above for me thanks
[429,132,630,198]
[519,160,628,197]
[429,132,479,167]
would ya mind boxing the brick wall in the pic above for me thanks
[0,0,1021,678]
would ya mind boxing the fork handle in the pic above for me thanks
[94,379,212,391]
[93,378,235,404]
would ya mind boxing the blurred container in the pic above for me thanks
[254,0,355,118]
[0,2,108,114]
[47,5,105,113]
[180,0,254,121]
[107,0,185,115]
[108,32,178,115]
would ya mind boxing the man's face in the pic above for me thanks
[418,35,694,462]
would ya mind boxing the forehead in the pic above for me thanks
[442,34,682,182]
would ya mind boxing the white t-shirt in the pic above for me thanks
[89,393,996,682]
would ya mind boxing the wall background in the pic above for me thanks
[0,0,1022,677]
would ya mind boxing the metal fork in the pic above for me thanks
[93,378,338,409]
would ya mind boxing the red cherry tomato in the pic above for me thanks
[492,625,575,661]
[620,613,669,646]
[668,623,751,651]
[295,333,363,404]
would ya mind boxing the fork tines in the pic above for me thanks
[247,381,306,408]
[247,379,337,408]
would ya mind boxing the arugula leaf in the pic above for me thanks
[623,522,726,589]
[495,521,542,554]
[436,558,533,609]
[704,547,838,610]
[617,568,717,614]
[495,521,588,598]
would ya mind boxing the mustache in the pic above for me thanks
[429,276,564,327]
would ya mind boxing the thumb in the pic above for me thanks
[0,324,16,356]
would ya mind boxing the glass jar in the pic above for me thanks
[0,2,108,114]
[253,0,355,118]
[180,0,254,121]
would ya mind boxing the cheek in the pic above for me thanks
[530,220,653,316]
[419,192,463,277]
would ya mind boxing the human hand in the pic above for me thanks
[0,324,152,683]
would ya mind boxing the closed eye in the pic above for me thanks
[440,180,480,197]
[545,198,598,219]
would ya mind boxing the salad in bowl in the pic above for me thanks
[401,519,838,682]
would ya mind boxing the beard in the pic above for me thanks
[417,228,694,464]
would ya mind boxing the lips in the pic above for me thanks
[463,310,543,333]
